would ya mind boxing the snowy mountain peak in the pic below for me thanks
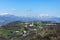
[0,13,9,16]
[36,14,50,18]
[39,14,49,17]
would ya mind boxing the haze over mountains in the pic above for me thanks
[0,13,60,26]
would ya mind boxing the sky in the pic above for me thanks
[0,0,60,17]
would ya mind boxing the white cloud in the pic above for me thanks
[0,13,9,16]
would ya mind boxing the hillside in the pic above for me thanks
[0,21,60,40]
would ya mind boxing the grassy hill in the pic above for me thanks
[0,21,60,40]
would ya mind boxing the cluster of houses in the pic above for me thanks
[15,22,58,37]
[25,22,34,27]
[15,22,36,36]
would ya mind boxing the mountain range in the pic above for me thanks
[0,14,60,26]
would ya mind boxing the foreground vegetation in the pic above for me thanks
[0,21,60,40]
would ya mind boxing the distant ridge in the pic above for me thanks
[0,14,60,26]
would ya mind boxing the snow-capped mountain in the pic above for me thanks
[0,14,60,26]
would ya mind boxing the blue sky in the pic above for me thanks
[0,0,60,17]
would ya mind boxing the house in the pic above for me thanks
[29,23,34,27]
[25,22,34,27]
